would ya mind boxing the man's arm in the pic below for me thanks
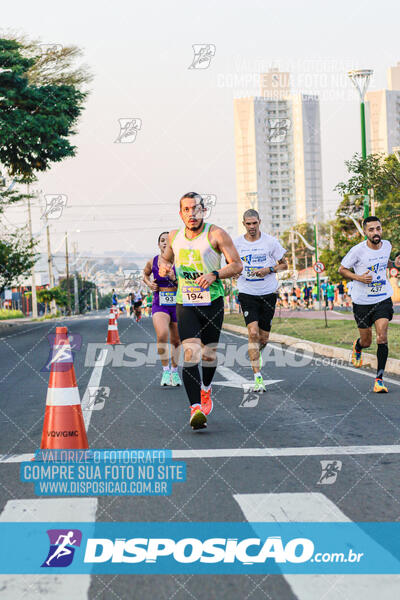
[388,255,400,269]
[255,255,288,277]
[338,264,372,284]
[195,226,242,288]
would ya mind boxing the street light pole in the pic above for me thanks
[348,69,373,219]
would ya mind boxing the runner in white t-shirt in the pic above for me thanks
[234,209,288,392]
[339,216,400,393]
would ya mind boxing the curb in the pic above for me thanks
[222,322,400,377]
[0,313,101,328]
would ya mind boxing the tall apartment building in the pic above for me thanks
[365,63,400,155]
[233,68,323,235]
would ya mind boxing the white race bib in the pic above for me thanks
[182,284,211,306]
[244,265,264,281]
[159,291,177,306]
[367,280,386,297]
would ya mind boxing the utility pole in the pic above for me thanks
[65,232,71,315]
[313,219,321,310]
[46,221,56,315]
[27,188,38,318]
[73,242,79,314]
[95,287,99,311]
[290,229,297,273]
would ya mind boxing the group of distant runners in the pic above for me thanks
[112,193,400,430]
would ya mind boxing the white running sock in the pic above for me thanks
[201,383,211,392]
[171,366,178,372]
[163,365,170,372]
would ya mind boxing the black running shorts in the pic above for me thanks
[176,296,224,344]
[353,297,393,329]
[238,292,277,331]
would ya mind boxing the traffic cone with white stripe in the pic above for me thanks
[113,305,119,319]
[40,326,88,450]
[106,308,121,345]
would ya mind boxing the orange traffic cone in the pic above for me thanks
[40,326,88,450]
[106,309,121,345]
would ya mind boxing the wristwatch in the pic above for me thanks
[269,266,275,274]
[211,270,220,280]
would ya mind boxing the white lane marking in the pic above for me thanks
[0,498,97,599]
[223,330,400,386]
[81,348,108,430]
[4,444,400,463]
[171,445,400,458]
[234,492,400,600]
[215,365,282,388]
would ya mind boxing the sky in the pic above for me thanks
[2,0,400,265]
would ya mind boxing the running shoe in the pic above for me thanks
[190,404,207,429]
[160,370,171,386]
[254,374,266,393]
[201,387,213,415]
[171,371,182,387]
[373,378,388,393]
[351,340,363,368]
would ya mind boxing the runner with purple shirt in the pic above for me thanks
[143,232,182,387]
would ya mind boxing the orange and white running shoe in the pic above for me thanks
[201,387,213,416]
[351,340,363,368]
[373,378,388,393]
[190,404,207,429]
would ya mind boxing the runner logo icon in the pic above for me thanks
[41,529,82,567]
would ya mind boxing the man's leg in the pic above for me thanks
[247,321,261,374]
[374,317,389,387]
[199,297,224,415]
[176,304,206,429]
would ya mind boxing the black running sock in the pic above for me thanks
[355,338,363,352]
[376,343,388,379]
[182,364,201,406]
[202,365,217,388]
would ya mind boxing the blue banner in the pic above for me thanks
[1,522,400,574]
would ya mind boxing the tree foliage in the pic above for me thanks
[320,152,400,282]
[0,228,38,293]
[0,37,88,177]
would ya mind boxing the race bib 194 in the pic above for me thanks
[159,291,177,306]
[181,285,211,306]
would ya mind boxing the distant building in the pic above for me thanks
[365,63,400,155]
[233,68,323,236]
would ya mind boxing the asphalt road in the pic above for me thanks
[1,312,400,599]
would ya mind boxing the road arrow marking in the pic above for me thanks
[213,365,283,389]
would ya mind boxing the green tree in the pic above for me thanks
[0,38,88,177]
[321,152,400,282]
[0,228,38,293]
[0,35,91,293]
